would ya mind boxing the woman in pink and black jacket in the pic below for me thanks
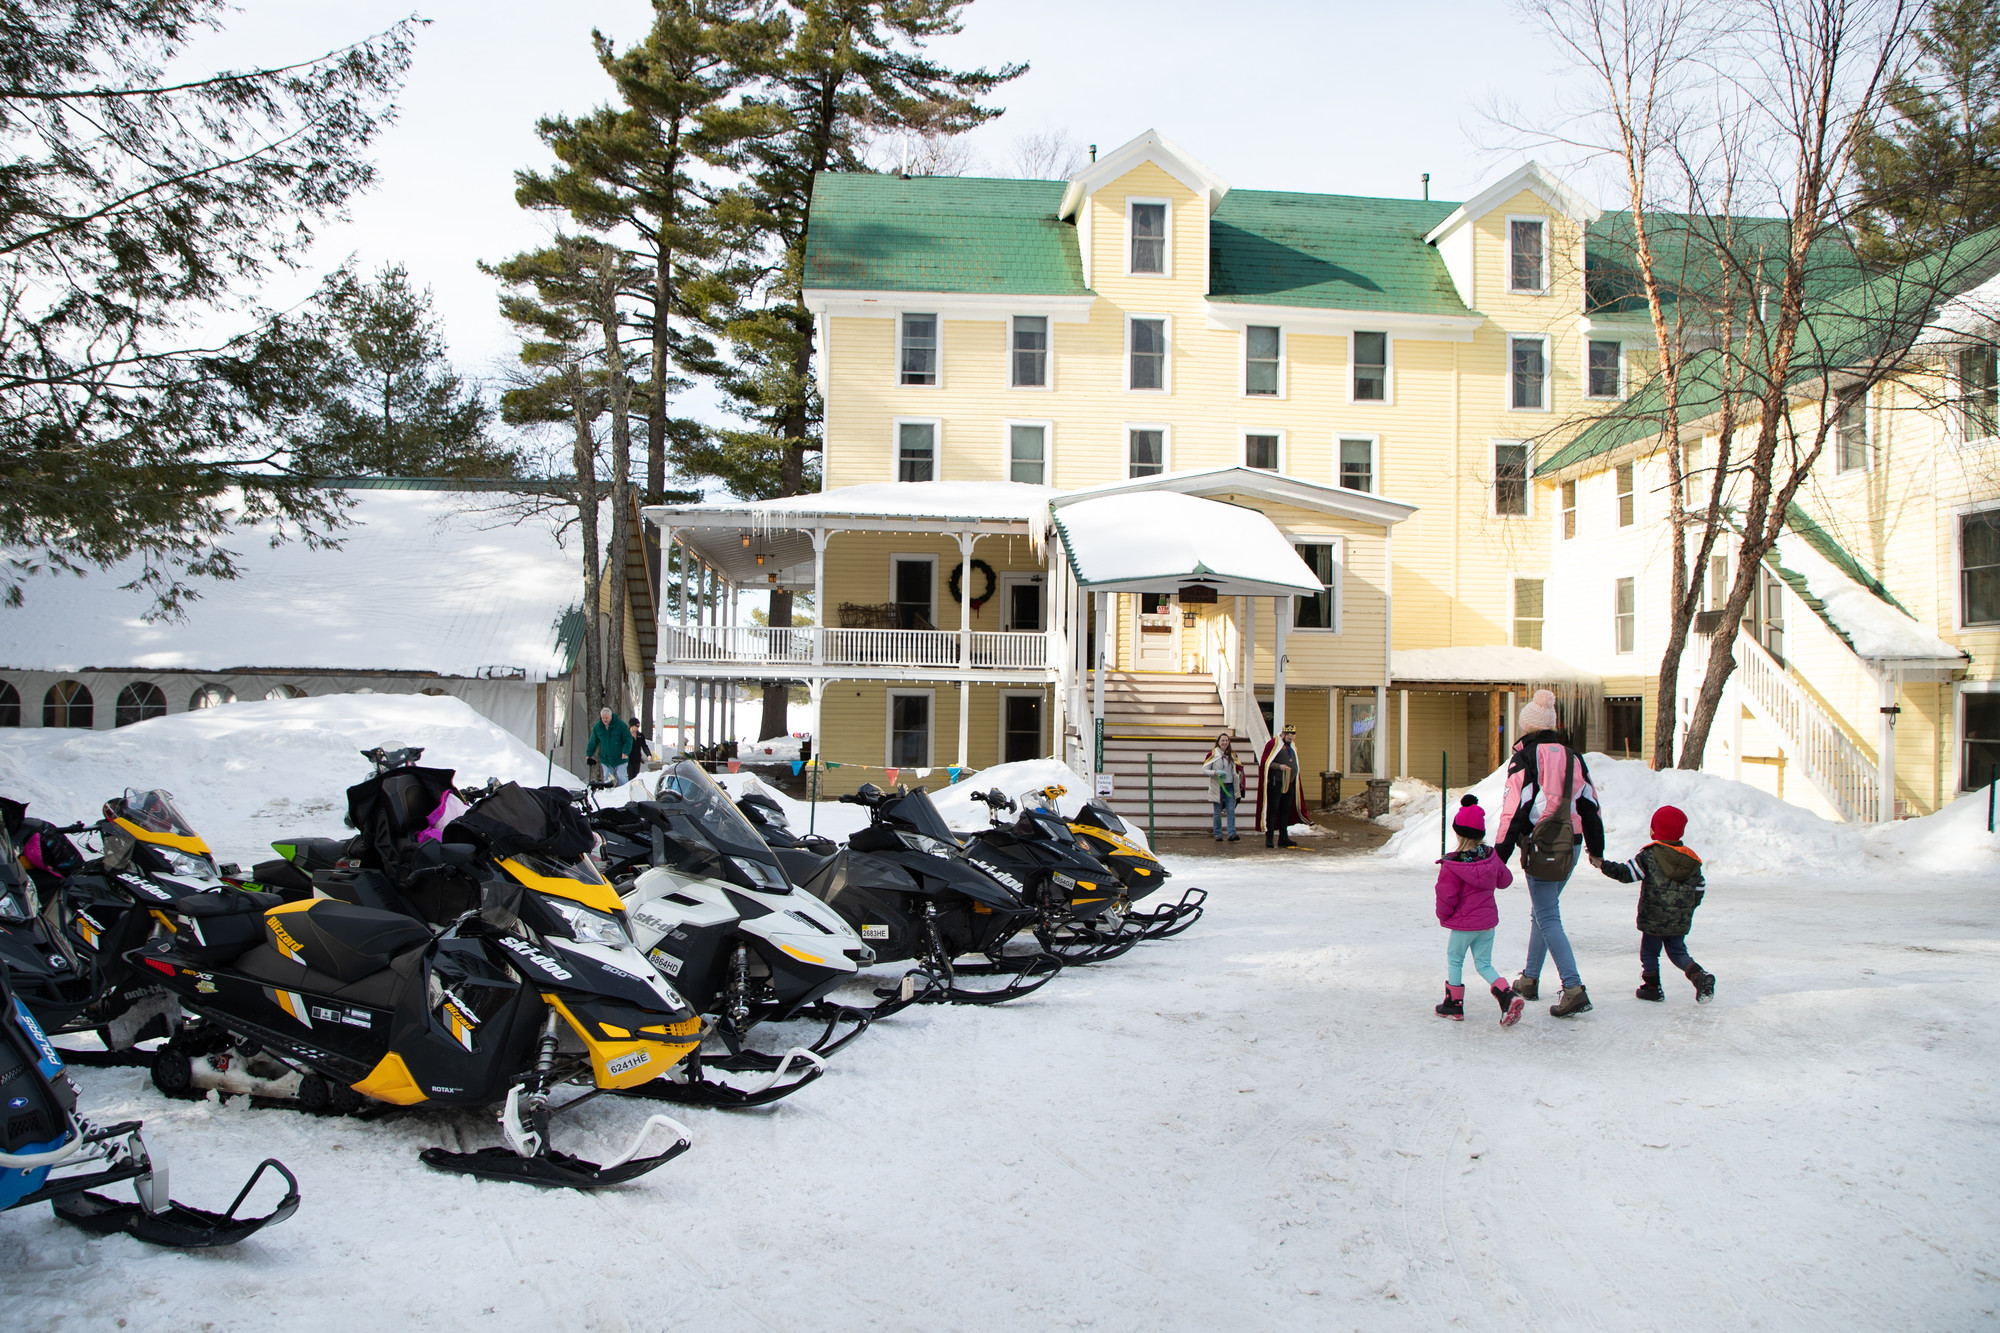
[1492,690,1605,1018]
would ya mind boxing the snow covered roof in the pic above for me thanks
[0,490,587,679]
[1052,492,1324,596]
[1391,645,1599,686]
[1053,466,1416,528]
[647,481,1055,529]
[1769,533,1965,663]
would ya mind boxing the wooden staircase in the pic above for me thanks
[1097,672,1251,835]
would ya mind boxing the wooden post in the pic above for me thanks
[1487,688,1503,775]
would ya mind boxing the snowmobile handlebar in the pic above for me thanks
[360,745,425,774]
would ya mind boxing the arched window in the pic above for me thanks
[0,681,18,727]
[114,682,168,727]
[43,680,93,728]
[418,687,448,697]
[189,684,235,711]
[264,684,307,701]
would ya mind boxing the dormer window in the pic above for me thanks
[1129,201,1168,275]
[1509,218,1546,292]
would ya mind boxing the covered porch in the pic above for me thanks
[1387,646,1603,786]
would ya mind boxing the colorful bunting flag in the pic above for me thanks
[727,759,740,773]
[915,767,932,779]
[884,767,899,786]
[791,760,803,775]
[948,767,962,782]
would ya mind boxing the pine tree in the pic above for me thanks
[0,2,415,613]
[1855,0,2000,262]
[294,263,514,478]
[700,0,1025,738]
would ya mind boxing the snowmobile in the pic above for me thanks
[733,791,843,887]
[0,803,95,1034]
[1060,791,1206,939]
[588,763,871,1098]
[790,784,1061,1012]
[1,961,301,1246]
[957,787,1144,964]
[135,777,704,1189]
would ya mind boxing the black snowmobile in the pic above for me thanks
[786,784,1061,1012]
[957,788,1144,964]
[135,775,707,1189]
[1062,793,1205,939]
[0,801,95,1035]
[1,961,300,1246]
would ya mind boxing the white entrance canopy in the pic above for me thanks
[1051,490,1326,596]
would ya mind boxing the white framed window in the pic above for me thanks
[1244,431,1282,471]
[1960,505,2000,628]
[1836,395,1869,473]
[1126,423,1169,478]
[1127,198,1171,276]
[1587,339,1623,398]
[1509,334,1549,410]
[889,553,938,629]
[997,689,1047,765]
[1513,577,1545,649]
[1351,331,1389,402]
[885,688,935,769]
[899,312,938,386]
[1345,696,1377,776]
[892,417,938,482]
[1244,325,1283,397]
[1291,538,1342,631]
[1614,576,1637,653]
[1616,462,1635,526]
[1005,420,1050,485]
[1960,346,1998,441]
[1960,681,2000,792]
[1127,315,1169,391]
[1010,315,1048,389]
[1337,434,1377,493]
[1493,440,1531,517]
[1507,215,1548,293]
[1561,480,1577,539]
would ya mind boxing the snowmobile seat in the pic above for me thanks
[174,891,285,963]
[229,943,415,1010]
[249,858,315,900]
[263,900,431,983]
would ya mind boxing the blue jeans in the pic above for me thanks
[1212,795,1237,837]
[1522,850,1584,989]
[1641,934,1696,973]
[1447,928,1501,986]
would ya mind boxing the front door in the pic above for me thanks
[1346,698,1377,777]
[1133,592,1177,670]
[1003,693,1043,764]
[1002,576,1044,631]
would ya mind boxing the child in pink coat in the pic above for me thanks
[1434,795,1525,1026]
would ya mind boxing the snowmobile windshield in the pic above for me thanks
[1079,798,1130,836]
[881,788,963,847]
[656,762,789,889]
[119,789,198,839]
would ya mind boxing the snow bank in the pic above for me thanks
[931,758,1096,829]
[0,694,577,865]
[1772,533,1962,662]
[1379,753,2000,879]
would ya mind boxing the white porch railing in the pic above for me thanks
[1729,631,1880,823]
[659,624,1049,672]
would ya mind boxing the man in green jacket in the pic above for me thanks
[587,706,633,784]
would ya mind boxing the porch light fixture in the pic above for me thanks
[767,572,777,584]
[740,534,751,547]
[756,552,766,565]
[1182,611,1198,628]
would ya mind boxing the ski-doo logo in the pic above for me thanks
[137,882,173,901]
[605,1050,650,1077]
[980,866,1025,892]
[497,935,573,980]
[862,924,890,941]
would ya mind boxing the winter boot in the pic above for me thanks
[1512,973,1540,1002]
[1434,984,1465,1021]
[1549,984,1593,1017]
[1492,981,1525,1027]
[1684,964,1716,1004]
[1635,971,1665,1002]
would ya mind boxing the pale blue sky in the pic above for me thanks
[207,1,1573,395]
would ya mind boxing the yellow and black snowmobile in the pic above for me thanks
[137,778,703,1188]
[1059,791,1206,938]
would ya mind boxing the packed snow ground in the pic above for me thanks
[2,704,1997,1329]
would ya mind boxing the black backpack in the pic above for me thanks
[1519,743,1577,881]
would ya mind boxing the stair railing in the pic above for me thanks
[1729,631,1881,823]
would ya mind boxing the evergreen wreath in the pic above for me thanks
[947,557,998,611]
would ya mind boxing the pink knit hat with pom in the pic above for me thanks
[1518,688,1561,734]
[1451,794,1486,837]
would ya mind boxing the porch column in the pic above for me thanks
[675,535,690,757]
[811,528,829,667]
[956,533,977,769]
[1091,591,1108,769]
[1047,540,1068,767]
[1730,676,1744,783]
[1374,684,1388,780]
[1243,595,1258,728]
[1272,596,1289,739]
[1398,689,1409,780]
[1487,688,1504,774]
[1232,595,1247,733]
[657,526,676,754]
[1878,670,1898,820]
[1506,691,1517,754]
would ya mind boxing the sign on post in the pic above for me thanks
[1094,717,1104,772]
[1094,773,1115,799]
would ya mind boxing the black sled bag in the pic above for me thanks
[1519,746,1576,881]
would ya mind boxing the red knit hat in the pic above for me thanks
[1650,805,1688,843]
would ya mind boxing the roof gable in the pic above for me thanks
[1057,129,1229,220]
[1423,161,1601,244]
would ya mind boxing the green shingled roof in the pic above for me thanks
[1208,189,1468,316]
[803,174,1088,294]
